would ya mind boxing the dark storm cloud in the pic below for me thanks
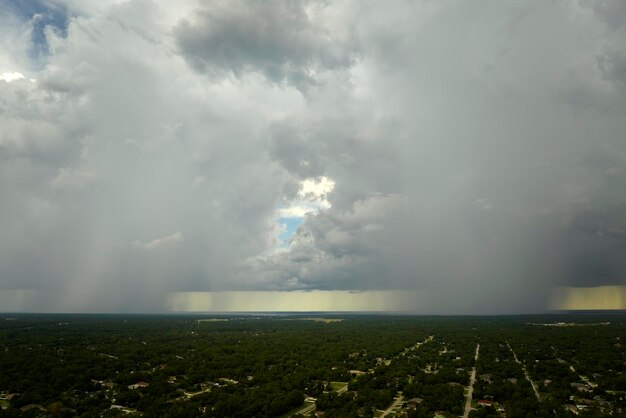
[174,0,357,89]
[247,0,626,312]
[1,0,626,313]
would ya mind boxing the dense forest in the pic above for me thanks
[1,313,625,417]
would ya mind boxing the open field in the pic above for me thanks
[330,381,349,392]
[296,318,344,323]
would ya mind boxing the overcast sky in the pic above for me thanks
[1,0,625,313]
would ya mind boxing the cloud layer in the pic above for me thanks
[1,0,626,313]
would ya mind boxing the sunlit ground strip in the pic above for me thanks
[6,287,626,313]
[168,290,420,312]
[551,286,626,310]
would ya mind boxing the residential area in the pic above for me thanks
[1,314,624,417]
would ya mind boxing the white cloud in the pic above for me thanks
[278,176,335,218]
[298,176,335,199]
[277,204,318,218]
[0,71,25,82]
[131,231,184,251]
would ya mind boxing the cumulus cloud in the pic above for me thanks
[277,176,335,218]
[1,0,626,313]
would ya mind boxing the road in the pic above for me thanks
[292,402,316,416]
[400,335,434,358]
[506,340,541,402]
[183,388,211,398]
[380,395,403,417]
[288,336,433,417]
[551,345,598,389]
[569,365,598,388]
[289,384,346,417]
[462,343,480,418]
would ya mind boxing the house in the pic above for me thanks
[128,382,149,390]
[477,400,493,407]
[406,398,423,409]
[20,404,45,412]
[571,382,591,392]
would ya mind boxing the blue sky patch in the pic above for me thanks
[278,217,304,244]
[3,0,70,63]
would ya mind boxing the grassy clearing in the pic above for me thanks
[330,381,348,391]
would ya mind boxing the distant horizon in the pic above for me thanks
[4,309,626,316]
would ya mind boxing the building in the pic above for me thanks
[128,382,149,390]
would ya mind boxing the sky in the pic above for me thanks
[1,0,626,314]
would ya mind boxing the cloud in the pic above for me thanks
[174,0,357,90]
[242,194,404,291]
[277,176,335,218]
[1,0,626,313]
[0,71,25,82]
[51,167,95,190]
[130,231,184,251]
